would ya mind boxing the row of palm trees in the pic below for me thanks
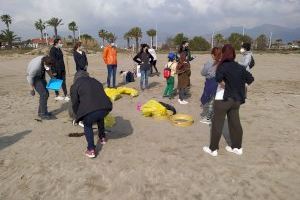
[0,14,20,48]
[34,17,78,43]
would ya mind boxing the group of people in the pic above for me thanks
[26,38,254,158]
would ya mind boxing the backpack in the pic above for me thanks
[163,63,174,79]
[126,71,135,82]
[249,56,255,69]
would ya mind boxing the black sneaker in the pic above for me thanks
[40,114,55,120]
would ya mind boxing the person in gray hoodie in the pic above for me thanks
[26,55,55,119]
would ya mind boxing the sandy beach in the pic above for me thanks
[0,52,300,200]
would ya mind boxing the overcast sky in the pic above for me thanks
[1,0,300,43]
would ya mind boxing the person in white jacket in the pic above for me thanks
[148,46,159,76]
[239,42,254,71]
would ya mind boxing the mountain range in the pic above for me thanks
[209,24,300,42]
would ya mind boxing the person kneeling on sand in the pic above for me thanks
[203,44,254,157]
[70,71,113,158]
[26,55,55,120]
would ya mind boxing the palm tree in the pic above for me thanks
[34,19,46,39]
[128,27,142,52]
[98,29,107,46]
[213,33,225,47]
[68,21,78,44]
[146,29,156,47]
[123,32,131,48]
[1,29,19,48]
[47,17,63,38]
[105,32,117,43]
[1,14,12,31]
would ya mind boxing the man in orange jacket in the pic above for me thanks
[102,42,117,88]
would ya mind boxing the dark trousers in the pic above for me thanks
[54,70,67,96]
[210,99,243,151]
[179,88,186,101]
[107,65,117,88]
[34,78,49,115]
[150,60,158,74]
[83,109,110,150]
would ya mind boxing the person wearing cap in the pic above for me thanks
[103,42,118,88]
[163,52,177,98]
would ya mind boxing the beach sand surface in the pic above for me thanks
[0,52,300,200]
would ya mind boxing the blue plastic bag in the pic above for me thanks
[46,78,63,91]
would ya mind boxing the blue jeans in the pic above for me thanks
[107,65,117,88]
[83,109,110,150]
[140,70,150,89]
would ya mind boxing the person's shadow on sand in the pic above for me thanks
[95,116,133,154]
[0,130,31,151]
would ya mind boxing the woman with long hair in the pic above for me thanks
[73,42,88,72]
[133,44,154,90]
[203,44,254,156]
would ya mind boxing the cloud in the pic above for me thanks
[0,0,299,42]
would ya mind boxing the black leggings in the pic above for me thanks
[151,60,158,74]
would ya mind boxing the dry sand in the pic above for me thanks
[0,52,300,200]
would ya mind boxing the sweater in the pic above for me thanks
[73,50,88,71]
[49,46,65,72]
[216,61,254,104]
[70,71,112,122]
[26,56,48,85]
[133,52,154,71]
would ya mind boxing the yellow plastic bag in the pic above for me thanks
[141,100,167,117]
[104,114,116,128]
[117,87,139,97]
[105,88,122,101]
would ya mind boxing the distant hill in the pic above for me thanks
[210,24,300,42]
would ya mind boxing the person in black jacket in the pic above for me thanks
[73,42,88,72]
[203,44,254,157]
[133,44,154,90]
[70,71,112,158]
[50,38,69,101]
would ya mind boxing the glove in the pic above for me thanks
[30,89,35,96]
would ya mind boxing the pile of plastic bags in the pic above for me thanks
[104,114,116,128]
[105,87,139,101]
[141,100,168,118]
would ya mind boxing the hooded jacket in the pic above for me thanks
[70,71,112,122]
[103,45,117,65]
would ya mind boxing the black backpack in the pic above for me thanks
[249,56,255,69]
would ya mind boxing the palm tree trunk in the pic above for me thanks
[54,27,58,38]
[151,36,153,47]
[73,30,76,44]
[127,38,130,48]
[40,30,43,39]
[135,37,139,53]
[102,38,105,47]
[6,23,9,32]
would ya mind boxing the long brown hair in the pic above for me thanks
[219,44,236,66]
[211,47,222,66]
[73,42,82,52]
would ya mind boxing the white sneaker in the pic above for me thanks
[225,146,243,155]
[200,118,211,125]
[178,99,188,105]
[64,96,70,102]
[55,96,65,101]
[203,146,218,157]
[79,121,84,128]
